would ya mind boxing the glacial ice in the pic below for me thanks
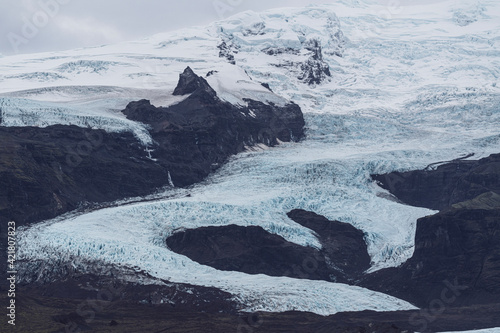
[4,0,500,316]
[0,97,154,145]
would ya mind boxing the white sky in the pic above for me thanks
[0,0,447,55]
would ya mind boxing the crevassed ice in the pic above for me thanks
[10,0,500,315]
[0,97,153,146]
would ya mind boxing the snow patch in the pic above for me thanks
[206,64,288,106]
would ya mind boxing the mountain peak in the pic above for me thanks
[173,66,215,96]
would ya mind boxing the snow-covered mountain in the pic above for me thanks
[2,0,500,318]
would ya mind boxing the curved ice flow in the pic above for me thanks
[11,0,500,315]
[17,104,497,313]
[19,220,416,316]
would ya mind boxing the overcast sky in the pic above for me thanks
[0,0,443,55]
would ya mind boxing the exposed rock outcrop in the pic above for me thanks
[123,68,305,188]
[287,209,371,281]
[13,284,500,332]
[365,153,500,308]
[166,210,370,283]
[166,224,334,281]
[218,38,239,65]
[363,205,500,308]
[372,153,500,211]
[0,67,305,227]
[172,66,214,96]
[299,39,331,85]
[0,126,167,226]
[265,39,332,86]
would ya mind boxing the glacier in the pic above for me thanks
[3,0,500,315]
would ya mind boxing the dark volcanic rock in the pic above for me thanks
[0,67,305,279]
[0,67,305,226]
[363,206,500,308]
[173,66,214,96]
[166,224,334,281]
[365,154,500,308]
[261,82,273,92]
[287,209,371,280]
[372,153,500,211]
[218,39,239,65]
[52,312,89,329]
[299,39,331,85]
[12,289,500,332]
[166,210,370,283]
[21,271,239,314]
[261,46,300,56]
[263,39,331,86]
[0,125,168,226]
[123,68,305,187]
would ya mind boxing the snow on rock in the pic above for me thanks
[205,64,288,106]
[5,0,500,315]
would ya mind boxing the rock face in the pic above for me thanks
[0,126,167,226]
[365,153,500,308]
[166,210,370,283]
[0,67,305,227]
[166,224,334,281]
[287,209,371,281]
[12,289,500,333]
[372,153,500,211]
[264,38,332,86]
[21,271,239,314]
[123,67,305,188]
[364,206,500,308]
[218,39,239,65]
[298,39,331,85]
[172,66,213,96]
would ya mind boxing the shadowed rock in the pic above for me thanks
[372,153,500,211]
[363,206,500,308]
[0,67,305,227]
[365,153,500,308]
[166,224,334,281]
[166,210,370,283]
[287,209,371,280]
[173,66,215,96]
[0,67,305,279]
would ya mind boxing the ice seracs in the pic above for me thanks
[5,0,500,316]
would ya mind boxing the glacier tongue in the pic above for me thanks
[7,0,500,315]
[17,203,417,315]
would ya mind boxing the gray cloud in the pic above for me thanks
[0,0,445,55]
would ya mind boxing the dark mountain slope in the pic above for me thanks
[364,153,500,310]
[0,67,305,227]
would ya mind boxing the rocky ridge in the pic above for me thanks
[0,67,305,227]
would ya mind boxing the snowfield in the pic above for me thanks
[3,0,500,315]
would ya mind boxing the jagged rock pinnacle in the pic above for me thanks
[173,66,216,96]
